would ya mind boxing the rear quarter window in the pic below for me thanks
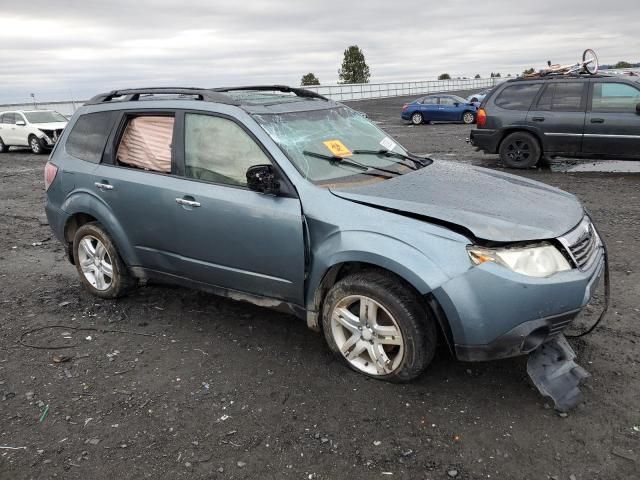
[66,111,116,163]
[494,84,542,110]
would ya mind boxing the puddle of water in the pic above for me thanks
[550,160,640,173]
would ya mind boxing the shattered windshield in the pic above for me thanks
[254,107,418,185]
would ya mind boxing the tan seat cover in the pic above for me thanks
[117,116,174,172]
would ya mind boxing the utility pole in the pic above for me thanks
[30,93,37,109]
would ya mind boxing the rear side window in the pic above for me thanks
[535,83,585,112]
[66,112,116,163]
[494,84,542,110]
[592,82,640,112]
[116,116,174,173]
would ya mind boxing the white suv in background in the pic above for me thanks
[0,110,68,154]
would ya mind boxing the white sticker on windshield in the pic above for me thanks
[380,136,397,151]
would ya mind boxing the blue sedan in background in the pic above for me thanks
[401,94,477,125]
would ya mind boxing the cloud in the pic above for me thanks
[1,0,638,102]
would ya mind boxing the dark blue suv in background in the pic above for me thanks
[471,75,640,168]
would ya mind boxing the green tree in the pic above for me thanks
[614,61,633,69]
[438,73,451,80]
[474,74,481,79]
[338,46,370,84]
[490,72,502,78]
[523,67,535,75]
[300,73,320,86]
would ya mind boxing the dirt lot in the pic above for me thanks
[1,94,639,480]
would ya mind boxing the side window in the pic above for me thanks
[423,97,436,105]
[592,82,640,113]
[66,111,117,163]
[184,113,270,187]
[116,115,174,173]
[494,84,542,110]
[15,113,26,124]
[3,113,15,124]
[439,97,456,106]
[535,83,585,112]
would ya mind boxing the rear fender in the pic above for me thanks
[61,189,138,266]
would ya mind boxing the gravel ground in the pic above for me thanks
[0,94,639,480]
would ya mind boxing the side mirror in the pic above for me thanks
[454,102,460,107]
[636,102,640,114]
[15,120,26,126]
[246,164,280,195]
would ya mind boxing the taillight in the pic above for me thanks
[402,104,409,111]
[44,162,58,191]
[476,108,487,128]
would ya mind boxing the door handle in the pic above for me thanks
[532,116,545,122]
[94,182,113,190]
[590,118,605,124]
[175,198,201,208]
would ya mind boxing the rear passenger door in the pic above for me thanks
[92,110,190,274]
[583,81,640,157]
[168,111,305,304]
[419,96,439,121]
[526,82,587,154]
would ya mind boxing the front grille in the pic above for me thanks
[558,217,599,270]
[41,129,64,143]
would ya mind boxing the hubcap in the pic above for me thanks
[412,114,421,124]
[31,139,40,152]
[330,295,404,376]
[506,140,530,163]
[77,235,113,291]
[464,113,474,123]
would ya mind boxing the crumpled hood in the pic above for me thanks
[330,161,584,242]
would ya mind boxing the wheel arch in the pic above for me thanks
[307,260,456,355]
[61,192,138,267]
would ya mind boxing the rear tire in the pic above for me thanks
[499,131,541,168]
[29,135,44,154]
[0,137,7,153]
[73,222,135,299]
[411,112,424,125]
[321,270,437,383]
[462,111,475,124]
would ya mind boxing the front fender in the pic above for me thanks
[61,189,139,266]
[305,229,449,308]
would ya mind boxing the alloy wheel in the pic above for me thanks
[330,295,404,376]
[30,137,41,154]
[505,140,531,164]
[463,112,475,124]
[77,235,113,291]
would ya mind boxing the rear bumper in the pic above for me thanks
[469,128,501,153]
[401,112,412,120]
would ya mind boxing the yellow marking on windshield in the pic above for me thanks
[323,140,352,157]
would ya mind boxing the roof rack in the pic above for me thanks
[85,88,240,105]
[212,85,329,101]
[513,73,614,81]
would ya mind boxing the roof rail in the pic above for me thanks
[85,88,240,105]
[212,85,329,101]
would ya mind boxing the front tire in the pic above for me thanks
[499,131,541,168]
[73,222,135,299]
[29,135,44,154]
[411,112,424,125]
[462,111,475,124]
[322,270,437,382]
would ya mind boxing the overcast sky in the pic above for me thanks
[1,0,639,103]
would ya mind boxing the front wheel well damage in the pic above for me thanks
[309,262,455,355]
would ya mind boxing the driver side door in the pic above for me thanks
[170,111,306,304]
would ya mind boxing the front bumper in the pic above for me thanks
[433,244,606,362]
[469,128,501,153]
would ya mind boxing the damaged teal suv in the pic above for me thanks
[45,86,607,408]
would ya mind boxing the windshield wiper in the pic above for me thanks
[352,149,432,169]
[302,151,400,177]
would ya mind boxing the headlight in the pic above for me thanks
[467,243,571,277]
